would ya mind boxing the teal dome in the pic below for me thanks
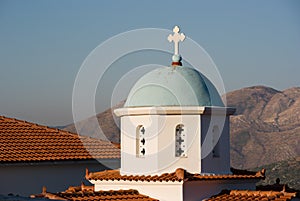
[125,66,224,107]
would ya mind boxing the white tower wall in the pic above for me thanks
[115,106,235,176]
[200,115,231,174]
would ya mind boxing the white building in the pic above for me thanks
[0,115,120,196]
[85,26,267,201]
[31,26,298,201]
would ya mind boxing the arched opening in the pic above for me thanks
[212,125,220,158]
[136,125,146,157]
[175,124,186,157]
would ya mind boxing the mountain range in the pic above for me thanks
[63,86,300,170]
[226,86,300,169]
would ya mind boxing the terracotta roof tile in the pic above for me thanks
[86,168,265,182]
[0,116,120,163]
[205,189,297,201]
[31,184,158,201]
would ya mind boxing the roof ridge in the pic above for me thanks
[0,115,121,162]
[208,189,297,201]
[0,115,58,131]
[229,189,297,197]
[0,115,99,139]
[86,168,265,182]
[31,186,158,201]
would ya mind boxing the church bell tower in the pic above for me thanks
[114,26,235,176]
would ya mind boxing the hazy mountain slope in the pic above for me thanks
[63,86,300,169]
[63,100,124,143]
[227,86,300,169]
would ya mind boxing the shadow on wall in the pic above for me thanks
[0,160,120,196]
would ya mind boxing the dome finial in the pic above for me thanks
[168,25,185,66]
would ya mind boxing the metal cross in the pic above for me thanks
[176,136,184,145]
[168,26,185,55]
[141,138,145,145]
[176,147,184,156]
[140,127,145,134]
[176,126,184,134]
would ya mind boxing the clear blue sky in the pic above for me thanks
[0,0,299,126]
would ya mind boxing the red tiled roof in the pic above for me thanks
[205,189,297,201]
[86,168,265,182]
[31,185,158,201]
[0,116,120,163]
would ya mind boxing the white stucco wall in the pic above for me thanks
[201,115,231,174]
[120,114,159,175]
[120,113,201,175]
[0,159,120,196]
[91,178,259,201]
[157,115,200,175]
[92,180,183,201]
[117,106,234,176]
